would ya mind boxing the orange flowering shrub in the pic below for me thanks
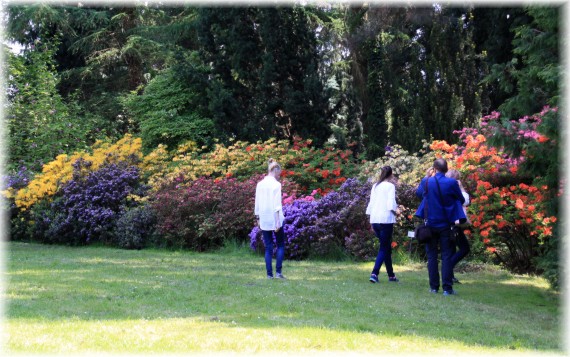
[467,180,557,273]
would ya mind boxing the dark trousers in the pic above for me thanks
[262,229,285,277]
[451,228,470,277]
[425,226,454,292]
[371,223,395,278]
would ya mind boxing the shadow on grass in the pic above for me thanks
[6,242,562,352]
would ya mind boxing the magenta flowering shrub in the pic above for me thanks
[152,174,299,251]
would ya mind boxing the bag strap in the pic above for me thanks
[423,178,429,223]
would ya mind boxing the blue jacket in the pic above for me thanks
[415,172,465,228]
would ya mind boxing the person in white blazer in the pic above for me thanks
[366,166,400,283]
[255,158,286,279]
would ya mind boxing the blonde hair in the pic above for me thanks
[268,158,281,173]
[446,169,461,180]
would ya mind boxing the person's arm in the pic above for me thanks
[462,191,470,207]
[387,184,398,215]
[273,184,283,231]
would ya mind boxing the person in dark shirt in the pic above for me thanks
[415,159,465,295]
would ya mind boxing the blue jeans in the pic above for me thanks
[425,226,454,292]
[371,223,395,277]
[262,229,285,277]
[451,228,470,276]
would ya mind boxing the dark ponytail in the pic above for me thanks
[374,166,393,186]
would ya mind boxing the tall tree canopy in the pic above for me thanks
[5,3,560,161]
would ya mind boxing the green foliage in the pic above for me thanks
[5,41,92,171]
[482,6,559,118]
[114,205,158,250]
[346,6,484,155]
[123,55,216,152]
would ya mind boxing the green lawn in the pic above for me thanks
[4,242,562,354]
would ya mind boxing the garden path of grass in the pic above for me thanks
[4,242,563,355]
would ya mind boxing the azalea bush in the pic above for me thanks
[468,181,557,273]
[13,134,144,210]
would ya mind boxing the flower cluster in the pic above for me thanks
[150,136,360,197]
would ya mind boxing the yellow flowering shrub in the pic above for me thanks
[15,134,143,209]
[160,138,296,185]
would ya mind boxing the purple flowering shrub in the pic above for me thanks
[35,159,144,245]
[307,178,372,258]
[249,198,318,259]
[250,178,378,260]
[3,165,33,240]
[250,177,424,261]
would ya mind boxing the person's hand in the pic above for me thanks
[275,222,282,232]
[425,167,435,178]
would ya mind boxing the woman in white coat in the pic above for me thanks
[255,158,286,279]
[366,166,400,283]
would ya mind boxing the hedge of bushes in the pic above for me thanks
[3,108,559,286]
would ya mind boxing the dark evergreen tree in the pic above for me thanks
[196,6,331,145]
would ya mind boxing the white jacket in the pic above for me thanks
[366,181,398,224]
[254,175,285,231]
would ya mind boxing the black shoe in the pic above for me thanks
[452,277,461,284]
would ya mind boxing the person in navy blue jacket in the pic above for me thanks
[415,159,465,296]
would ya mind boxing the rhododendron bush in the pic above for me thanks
[446,106,559,274]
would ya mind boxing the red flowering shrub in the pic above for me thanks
[152,174,298,251]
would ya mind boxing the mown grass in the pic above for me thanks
[4,242,562,354]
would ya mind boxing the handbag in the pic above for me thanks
[414,222,433,243]
[414,179,432,244]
